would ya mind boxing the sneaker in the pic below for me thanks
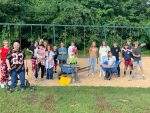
[131,74,136,79]
[142,75,145,80]
[20,88,25,92]
[1,84,5,89]
[92,73,94,76]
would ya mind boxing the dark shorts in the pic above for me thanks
[124,60,132,67]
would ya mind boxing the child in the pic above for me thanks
[0,40,10,88]
[27,41,39,77]
[35,44,46,79]
[68,42,78,64]
[132,41,146,79]
[53,46,59,73]
[6,42,27,92]
[45,45,55,79]
[99,40,110,76]
[111,42,121,77]
[101,51,116,80]
[88,41,98,76]
[122,44,133,76]
[58,42,67,64]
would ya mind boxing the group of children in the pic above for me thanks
[0,38,146,90]
[27,39,78,80]
[88,39,146,80]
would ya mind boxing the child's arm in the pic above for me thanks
[140,43,146,47]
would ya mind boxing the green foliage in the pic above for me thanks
[0,0,150,50]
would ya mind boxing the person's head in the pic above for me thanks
[34,41,39,47]
[127,39,131,45]
[71,41,75,46]
[134,41,139,48]
[91,41,96,47]
[124,44,128,49]
[43,41,48,47]
[60,42,64,47]
[3,40,9,48]
[108,51,113,57]
[53,46,57,51]
[13,42,20,50]
[48,45,53,51]
[101,40,107,46]
[113,42,118,47]
[39,44,44,50]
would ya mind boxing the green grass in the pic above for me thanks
[0,87,150,113]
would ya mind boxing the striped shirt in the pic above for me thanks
[6,49,25,72]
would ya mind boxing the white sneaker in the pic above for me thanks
[92,73,94,76]
[1,84,5,88]
[142,75,145,80]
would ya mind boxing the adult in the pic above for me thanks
[99,40,110,76]
[58,42,67,65]
[111,42,121,77]
[6,42,27,92]
[88,41,98,76]
[68,41,78,64]
[0,40,10,88]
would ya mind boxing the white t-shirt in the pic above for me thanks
[108,56,116,66]
[45,51,55,69]
[68,45,77,58]
[99,46,110,58]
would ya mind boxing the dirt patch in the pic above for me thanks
[40,96,56,112]
[97,96,119,113]
[26,57,150,88]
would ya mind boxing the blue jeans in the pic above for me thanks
[88,57,96,74]
[11,70,25,89]
[47,67,53,79]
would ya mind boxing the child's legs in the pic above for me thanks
[0,62,7,83]
[49,67,53,79]
[88,58,92,73]
[35,63,40,78]
[133,61,138,75]
[46,68,49,79]
[91,58,96,74]
[10,70,18,89]
[18,70,25,89]
[40,64,45,78]
[138,61,144,75]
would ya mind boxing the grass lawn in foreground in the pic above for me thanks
[0,87,150,113]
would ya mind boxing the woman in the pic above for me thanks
[88,42,98,76]
[99,40,110,76]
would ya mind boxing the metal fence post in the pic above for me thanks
[53,24,56,45]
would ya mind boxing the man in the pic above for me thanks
[68,41,78,64]
[58,42,67,65]
[111,42,121,77]
[6,42,27,92]
[0,40,10,88]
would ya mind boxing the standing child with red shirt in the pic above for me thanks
[0,40,10,88]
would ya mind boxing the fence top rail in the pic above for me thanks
[0,23,150,29]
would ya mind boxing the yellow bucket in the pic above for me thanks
[58,76,72,86]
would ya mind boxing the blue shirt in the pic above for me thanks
[58,47,67,60]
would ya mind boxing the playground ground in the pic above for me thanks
[27,57,150,88]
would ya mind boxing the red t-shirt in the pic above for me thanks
[0,47,10,61]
